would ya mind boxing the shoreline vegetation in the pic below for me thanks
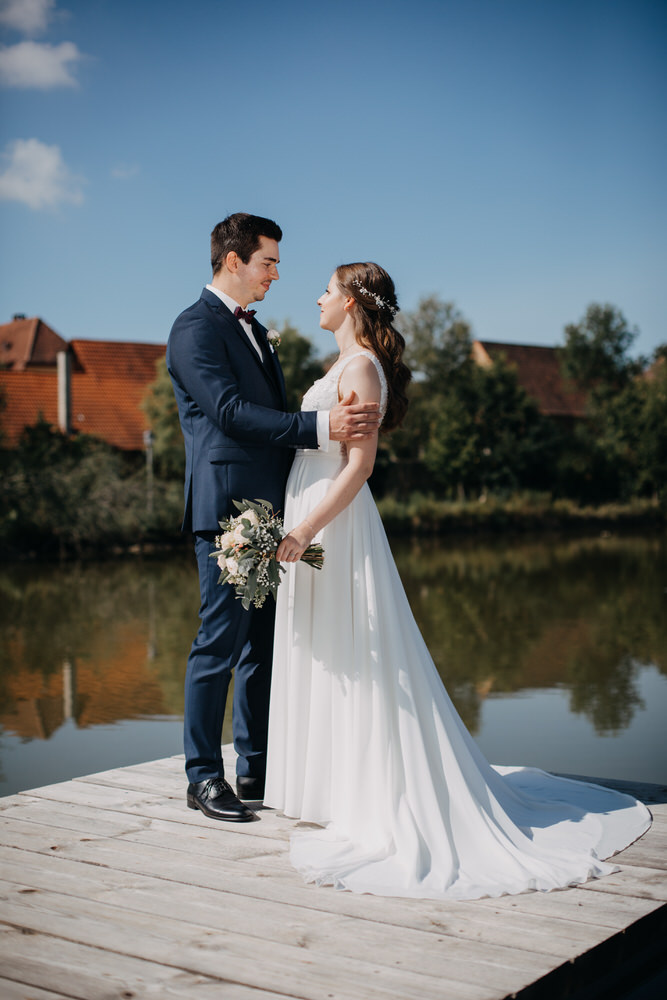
[1,489,663,563]
[2,297,665,560]
[376,493,665,535]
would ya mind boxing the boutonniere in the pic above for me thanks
[267,329,281,352]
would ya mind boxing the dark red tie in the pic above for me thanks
[234,306,256,323]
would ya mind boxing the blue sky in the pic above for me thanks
[0,0,665,359]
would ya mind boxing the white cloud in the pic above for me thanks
[0,0,56,35]
[0,40,81,88]
[0,138,85,209]
[111,163,140,180]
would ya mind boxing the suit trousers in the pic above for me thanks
[184,531,275,783]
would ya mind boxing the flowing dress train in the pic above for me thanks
[264,351,651,900]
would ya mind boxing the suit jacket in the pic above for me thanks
[167,288,318,533]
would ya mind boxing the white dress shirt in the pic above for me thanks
[205,283,329,449]
[206,284,263,357]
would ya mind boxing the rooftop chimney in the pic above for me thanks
[57,350,71,435]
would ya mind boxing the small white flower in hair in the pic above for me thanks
[351,279,397,317]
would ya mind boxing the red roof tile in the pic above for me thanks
[70,339,165,379]
[472,341,587,418]
[0,338,166,451]
[0,317,68,370]
[0,370,58,445]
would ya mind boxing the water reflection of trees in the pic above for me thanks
[391,534,666,733]
[0,554,199,740]
[0,534,664,745]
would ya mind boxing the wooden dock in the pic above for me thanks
[1,747,665,1000]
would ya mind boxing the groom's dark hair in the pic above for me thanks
[211,213,282,274]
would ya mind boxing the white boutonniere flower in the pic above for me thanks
[267,329,281,352]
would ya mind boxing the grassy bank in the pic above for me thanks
[1,481,663,561]
[376,493,665,536]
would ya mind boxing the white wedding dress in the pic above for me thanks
[264,351,651,900]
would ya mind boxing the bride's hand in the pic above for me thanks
[276,521,315,562]
[330,391,380,441]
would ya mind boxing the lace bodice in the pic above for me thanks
[301,350,388,423]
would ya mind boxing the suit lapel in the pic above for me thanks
[201,289,286,405]
[252,322,287,404]
[270,347,288,406]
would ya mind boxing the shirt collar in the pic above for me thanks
[206,284,243,316]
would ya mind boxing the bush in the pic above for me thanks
[0,420,184,557]
[375,492,664,536]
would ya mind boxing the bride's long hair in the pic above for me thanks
[335,262,411,431]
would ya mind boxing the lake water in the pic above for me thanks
[1,531,665,797]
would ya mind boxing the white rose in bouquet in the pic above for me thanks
[211,499,324,610]
[225,556,241,577]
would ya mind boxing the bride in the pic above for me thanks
[263,262,651,900]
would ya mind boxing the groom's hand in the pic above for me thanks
[329,391,380,441]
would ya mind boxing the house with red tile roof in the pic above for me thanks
[471,340,588,420]
[1,316,588,453]
[0,315,165,451]
[0,315,68,371]
[65,339,166,450]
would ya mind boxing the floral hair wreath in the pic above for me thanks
[351,279,398,318]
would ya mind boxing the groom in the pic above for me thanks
[167,213,379,822]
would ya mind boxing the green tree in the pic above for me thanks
[0,420,183,556]
[401,295,472,381]
[600,345,667,501]
[423,359,552,497]
[637,349,667,500]
[386,296,553,499]
[557,304,662,502]
[560,303,644,403]
[141,357,185,479]
[374,298,474,497]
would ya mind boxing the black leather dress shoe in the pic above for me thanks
[236,775,265,801]
[187,778,255,822]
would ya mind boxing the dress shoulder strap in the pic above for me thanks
[335,350,388,422]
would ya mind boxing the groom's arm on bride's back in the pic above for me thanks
[167,314,317,448]
[329,391,380,441]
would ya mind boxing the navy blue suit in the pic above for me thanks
[167,288,318,783]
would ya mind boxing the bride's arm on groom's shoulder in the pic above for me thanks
[277,357,381,563]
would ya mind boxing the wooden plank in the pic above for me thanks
[72,765,187,794]
[475,882,664,928]
[0,925,214,1000]
[1,796,153,837]
[2,755,665,1000]
[11,774,665,872]
[11,779,164,811]
[0,926,287,1000]
[0,887,497,1000]
[2,828,655,1000]
[0,866,577,983]
[2,807,662,939]
[0,845,617,961]
[0,801,288,860]
[4,813,660,943]
[577,866,667,902]
[12,779,286,841]
[606,836,667,871]
[0,979,75,1000]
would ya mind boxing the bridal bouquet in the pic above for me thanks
[211,498,324,610]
